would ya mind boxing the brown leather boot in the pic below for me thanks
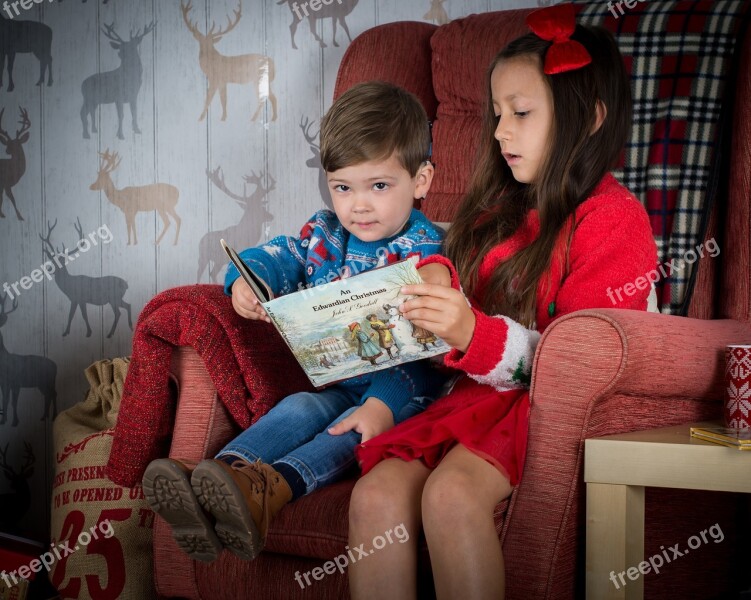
[191,459,292,560]
[142,458,223,562]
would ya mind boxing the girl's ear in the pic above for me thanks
[413,160,435,199]
[591,99,608,135]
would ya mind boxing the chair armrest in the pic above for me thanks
[531,308,749,410]
[167,346,239,462]
[153,347,240,600]
[500,309,750,598]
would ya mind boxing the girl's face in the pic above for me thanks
[490,57,554,184]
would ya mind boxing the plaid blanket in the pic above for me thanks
[576,0,750,313]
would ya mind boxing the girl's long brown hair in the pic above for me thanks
[444,25,632,327]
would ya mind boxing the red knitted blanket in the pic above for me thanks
[105,284,311,487]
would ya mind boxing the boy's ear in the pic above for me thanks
[414,160,435,199]
[591,100,607,135]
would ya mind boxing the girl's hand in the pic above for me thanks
[231,278,271,323]
[400,283,476,353]
[327,397,395,443]
[417,263,451,287]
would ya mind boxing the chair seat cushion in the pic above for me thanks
[265,478,356,558]
[265,474,511,560]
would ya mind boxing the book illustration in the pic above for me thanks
[349,322,383,364]
[222,242,449,387]
[382,303,425,354]
[264,259,449,387]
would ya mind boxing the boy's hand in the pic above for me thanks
[400,283,476,353]
[231,278,271,323]
[417,263,451,287]
[327,397,394,443]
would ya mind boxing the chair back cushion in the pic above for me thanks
[335,2,751,322]
[427,2,750,316]
[334,21,438,119]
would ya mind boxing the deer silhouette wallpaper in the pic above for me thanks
[0,0,539,542]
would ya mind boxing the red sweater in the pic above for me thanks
[426,173,658,391]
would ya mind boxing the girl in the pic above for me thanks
[348,4,658,599]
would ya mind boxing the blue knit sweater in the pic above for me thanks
[224,208,445,416]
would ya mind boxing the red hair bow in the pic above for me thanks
[526,3,592,75]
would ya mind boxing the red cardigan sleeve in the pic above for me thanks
[415,255,540,391]
[414,190,657,392]
[415,254,462,289]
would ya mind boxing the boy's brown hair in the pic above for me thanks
[320,81,430,177]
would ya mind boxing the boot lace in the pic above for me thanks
[231,459,280,496]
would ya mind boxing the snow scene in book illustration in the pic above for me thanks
[286,303,448,386]
[268,262,449,386]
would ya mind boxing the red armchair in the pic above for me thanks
[152,7,751,600]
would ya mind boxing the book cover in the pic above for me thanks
[222,241,449,387]
[221,239,274,301]
[690,426,751,449]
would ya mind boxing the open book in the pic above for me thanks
[221,239,449,387]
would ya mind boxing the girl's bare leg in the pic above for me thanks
[421,444,513,600]
[349,457,431,600]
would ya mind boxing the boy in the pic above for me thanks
[143,81,445,563]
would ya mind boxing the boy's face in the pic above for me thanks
[327,153,433,243]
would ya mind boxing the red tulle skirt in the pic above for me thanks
[355,376,530,485]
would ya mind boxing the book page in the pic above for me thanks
[262,260,449,387]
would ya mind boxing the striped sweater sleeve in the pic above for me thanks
[360,359,434,417]
[224,213,319,296]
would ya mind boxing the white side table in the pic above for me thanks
[584,421,751,600]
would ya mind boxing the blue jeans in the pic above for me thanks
[216,383,433,496]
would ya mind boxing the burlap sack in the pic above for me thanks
[49,358,156,600]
